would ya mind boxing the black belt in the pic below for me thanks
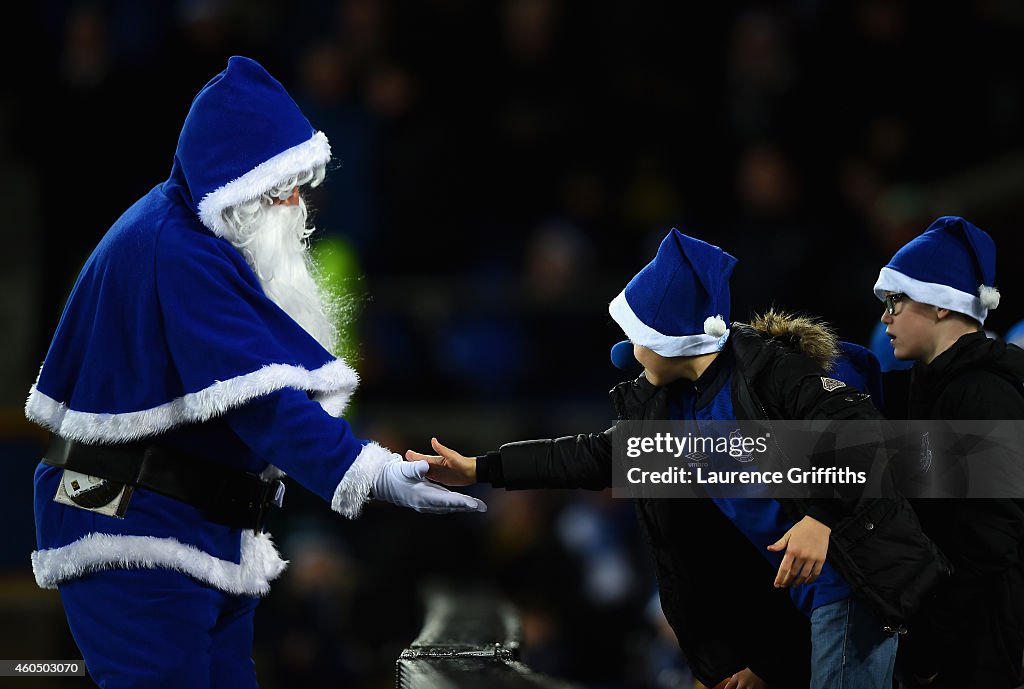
[43,435,284,532]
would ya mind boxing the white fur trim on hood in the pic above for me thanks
[197,131,331,238]
[25,357,358,445]
[31,530,287,596]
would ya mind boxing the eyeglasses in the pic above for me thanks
[884,293,906,316]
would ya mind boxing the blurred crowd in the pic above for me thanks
[3,1,1024,688]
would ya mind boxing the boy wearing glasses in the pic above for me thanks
[874,215,1024,688]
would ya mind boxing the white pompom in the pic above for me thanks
[979,284,1000,309]
[704,315,727,337]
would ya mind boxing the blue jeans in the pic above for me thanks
[810,597,898,689]
[59,567,259,689]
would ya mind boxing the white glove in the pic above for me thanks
[372,457,487,513]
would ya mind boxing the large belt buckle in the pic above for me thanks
[54,469,134,518]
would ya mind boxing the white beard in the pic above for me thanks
[223,201,338,353]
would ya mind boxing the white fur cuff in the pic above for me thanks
[331,442,394,519]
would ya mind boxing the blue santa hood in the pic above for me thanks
[25,56,355,444]
[873,215,1000,325]
[180,55,332,238]
[609,229,737,362]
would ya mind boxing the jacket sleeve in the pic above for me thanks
[476,427,615,490]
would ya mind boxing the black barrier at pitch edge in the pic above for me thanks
[396,586,581,689]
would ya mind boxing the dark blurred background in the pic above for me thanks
[2,1,1024,687]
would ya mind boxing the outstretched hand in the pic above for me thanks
[405,437,477,486]
[371,454,486,513]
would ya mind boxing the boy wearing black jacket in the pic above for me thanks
[874,215,1024,689]
[414,230,947,689]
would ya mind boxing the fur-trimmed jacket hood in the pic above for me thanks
[743,309,840,370]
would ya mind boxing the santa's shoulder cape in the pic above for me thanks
[27,188,358,443]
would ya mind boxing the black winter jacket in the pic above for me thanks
[478,315,948,687]
[888,332,1024,688]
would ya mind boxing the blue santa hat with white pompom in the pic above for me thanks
[609,229,737,369]
[873,216,1000,325]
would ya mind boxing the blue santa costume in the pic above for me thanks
[26,56,470,688]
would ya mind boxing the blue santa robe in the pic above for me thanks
[26,56,393,598]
